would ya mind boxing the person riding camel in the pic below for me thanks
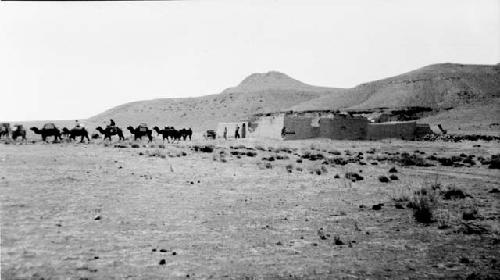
[75,120,85,129]
[109,119,116,127]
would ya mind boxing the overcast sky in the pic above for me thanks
[0,0,498,121]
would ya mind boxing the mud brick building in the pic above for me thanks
[218,111,432,141]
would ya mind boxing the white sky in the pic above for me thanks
[0,0,498,121]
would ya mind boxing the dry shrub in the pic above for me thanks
[461,199,480,221]
[147,149,166,158]
[408,187,440,223]
[441,185,466,200]
[378,176,390,183]
[255,145,266,151]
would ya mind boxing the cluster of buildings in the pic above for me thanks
[216,110,437,141]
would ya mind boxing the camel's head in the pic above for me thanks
[62,127,69,132]
[126,126,134,131]
[153,126,160,131]
[96,126,103,131]
[29,127,37,131]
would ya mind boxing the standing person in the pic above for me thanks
[235,125,240,139]
[223,127,228,140]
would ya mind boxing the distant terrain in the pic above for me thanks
[9,63,500,135]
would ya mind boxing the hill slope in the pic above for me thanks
[87,71,341,131]
[290,63,500,111]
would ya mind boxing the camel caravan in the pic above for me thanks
[0,120,193,144]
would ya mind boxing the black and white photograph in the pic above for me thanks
[1,0,499,279]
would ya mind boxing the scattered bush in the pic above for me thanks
[389,166,398,173]
[389,174,399,180]
[345,172,363,181]
[441,186,466,200]
[193,145,214,153]
[328,150,341,155]
[378,176,390,183]
[408,187,440,223]
[255,145,266,151]
[399,152,432,167]
[246,151,257,157]
[489,154,500,169]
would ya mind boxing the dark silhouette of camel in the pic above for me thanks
[11,126,26,141]
[62,127,90,143]
[179,128,193,141]
[127,126,153,142]
[30,126,62,142]
[153,126,181,143]
[0,123,10,139]
[96,126,124,141]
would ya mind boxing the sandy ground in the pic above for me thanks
[1,138,499,279]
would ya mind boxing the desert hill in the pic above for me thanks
[86,63,500,134]
[290,63,500,111]
[87,71,341,131]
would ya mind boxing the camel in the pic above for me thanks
[30,125,62,142]
[62,127,90,143]
[11,125,26,141]
[0,123,10,139]
[153,126,181,143]
[127,126,153,142]
[96,126,124,141]
[180,128,193,141]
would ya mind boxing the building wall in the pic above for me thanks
[319,117,369,140]
[247,114,284,139]
[415,123,434,137]
[216,122,248,138]
[283,115,319,140]
[366,121,416,140]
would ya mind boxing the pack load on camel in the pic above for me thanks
[127,124,153,142]
[31,123,62,142]
[138,123,149,133]
[43,123,57,130]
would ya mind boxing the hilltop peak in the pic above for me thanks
[224,71,332,93]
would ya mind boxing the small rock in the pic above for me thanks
[159,259,166,265]
[159,249,167,252]
[94,215,101,220]
[276,241,283,245]
[172,252,177,255]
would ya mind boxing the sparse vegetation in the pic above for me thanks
[408,187,440,223]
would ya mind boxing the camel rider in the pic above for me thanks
[75,120,85,129]
[107,119,116,133]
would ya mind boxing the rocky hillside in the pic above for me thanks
[290,63,500,111]
[87,71,341,131]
